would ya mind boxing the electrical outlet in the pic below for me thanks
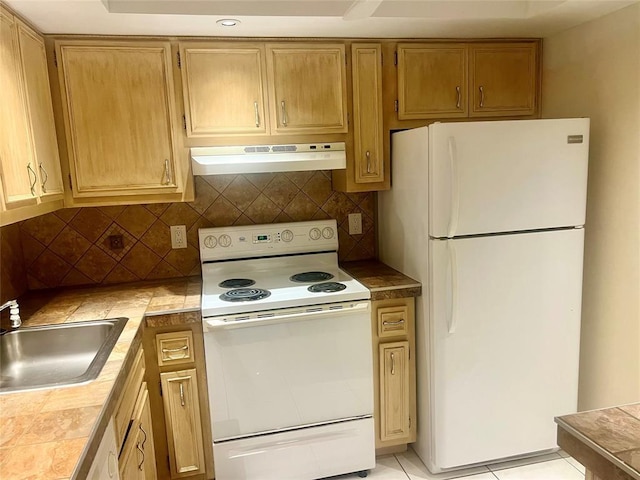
[170,225,187,249]
[348,213,363,235]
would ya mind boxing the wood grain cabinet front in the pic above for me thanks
[397,43,468,120]
[396,41,539,120]
[160,369,205,478]
[266,44,348,135]
[180,42,269,137]
[54,40,186,203]
[469,43,538,117]
[371,297,417,451]
[1,6,63,225]
[143,326,213,480]
[119,382,157,480]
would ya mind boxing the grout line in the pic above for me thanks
[559,455,586,476]
[393,453,413,480]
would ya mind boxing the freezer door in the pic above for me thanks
[428,229,584,470]
[429,118,589,238]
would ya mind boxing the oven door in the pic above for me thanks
[202,301,373,441]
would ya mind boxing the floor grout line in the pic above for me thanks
[392,453,412,479]
[559,455,586,476]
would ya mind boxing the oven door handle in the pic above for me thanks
[204,301,371,331]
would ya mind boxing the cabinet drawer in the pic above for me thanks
[114,347,145,450]
[377,305,409,338]
[156,331,194,366]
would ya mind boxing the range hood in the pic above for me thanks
[191,143,346,175]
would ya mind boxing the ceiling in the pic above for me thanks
[5,0,638,38]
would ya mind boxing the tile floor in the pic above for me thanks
[344,449,586,480]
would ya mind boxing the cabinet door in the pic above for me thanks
[138,385,157,480]
[119,384,154,480]
[181,43,269,136]
[161,369,205,478]
[56,41,180,197]
[470,43,538,117]
[397,44,468,119]
[16,20,63,201]
[352,44,384,184]
[0,8,36,209]
[379,341,410,443]
[266,44,348,134]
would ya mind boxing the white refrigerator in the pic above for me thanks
[378,118,589,473]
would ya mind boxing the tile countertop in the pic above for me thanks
[341,260,422,300]
[0,260,419,479]
[556,403,640,480]
[0,277,201,480]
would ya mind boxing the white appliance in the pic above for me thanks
[378,118,589,473]
[199,220,375,480]
[191,142,346,175]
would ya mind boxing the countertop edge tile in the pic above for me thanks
[556,405,640,480]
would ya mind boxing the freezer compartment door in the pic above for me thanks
[429,228,584,469]
[213,417,375,480]
[429,118,589,237]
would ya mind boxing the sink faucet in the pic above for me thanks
[0,300,21,328]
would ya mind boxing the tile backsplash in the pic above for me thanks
[16,171,376,290]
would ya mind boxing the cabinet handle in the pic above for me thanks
[366,151,372,174]
[139,424,147,451]
[38,163,48,193]
[164,159,172,185]
[26,163,37,196]
[179,382,185,407]
[479,86,485,108]
[136,439,145,470]
[107,451,117,478]
[383,319,405,326]
[162,345,188,355]
[254,101,260,128]
[456,86,461,109]
[391,352,396,375]
[281,100,288,126]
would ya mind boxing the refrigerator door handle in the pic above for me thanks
[447,137,460,238]
[447,239,458,334]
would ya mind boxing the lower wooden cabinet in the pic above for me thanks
[372,297,417,451]
[113,346,156,479]
[119,382,157,480]
[143,323,213,480]
[160,369,205,477]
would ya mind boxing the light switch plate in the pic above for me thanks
[348,213,363,235]
[170,225,187,249]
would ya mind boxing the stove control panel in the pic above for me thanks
[199,220,339,262]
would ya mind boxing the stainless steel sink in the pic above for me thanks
[0,317,128,394]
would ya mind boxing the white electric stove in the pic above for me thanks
[199,220,375,480]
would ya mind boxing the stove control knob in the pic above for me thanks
[322,227,334,239]
[309,227,322,240]
[218,234,232,247]
[203,235,217,249]
[281,229,294,242]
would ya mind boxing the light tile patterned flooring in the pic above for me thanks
[343,449,586,480]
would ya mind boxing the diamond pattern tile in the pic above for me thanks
[15,171,377,289]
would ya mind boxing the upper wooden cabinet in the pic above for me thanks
[0,8,34,210]
[180,43,269,137]
[265,44,348,135]
[352,43,384,185]
[469,43,538,117]
[179,42,348,138]
[1,8,63,225]
[397,44,468,119]
[396,41,539,120]
[55,40,184,199]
